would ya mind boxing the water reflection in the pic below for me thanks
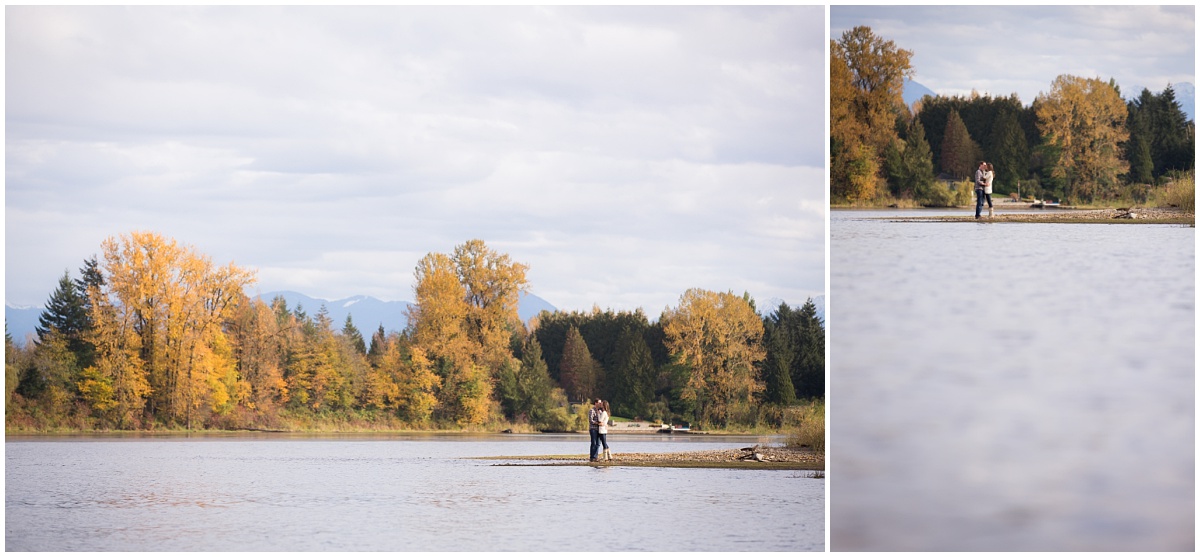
[7,435,821,551]
[830,211,1194,551]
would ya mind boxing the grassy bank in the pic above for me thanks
[786,400,824,452]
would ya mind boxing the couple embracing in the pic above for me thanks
[975,161,995,219]
[588,399,612,462]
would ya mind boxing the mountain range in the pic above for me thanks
[5,292,824,347]
[251,290,557,338]
[903,78,1195,122]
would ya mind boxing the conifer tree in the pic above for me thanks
[342,315,367,355]
[991,110,1031,194]
[608,325,656,418]
[559,325,602,402]
[940,109,980,179]
[760,313,797,406]
[36,271,88,347]
[793,299,825,400]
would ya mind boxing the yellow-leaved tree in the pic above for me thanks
[662,289,766,428]
[830,26,913,203]
[85,231,255,428]
[1036,74,1130,202]
[408,240,528,426]
[365,335,440,424]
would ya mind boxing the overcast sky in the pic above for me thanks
[6,6,825,315]
[831,5,1195,107]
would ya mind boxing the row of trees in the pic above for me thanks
[7,233,824,432]
[831,26,1195,205]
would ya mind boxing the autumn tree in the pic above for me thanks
[830,26,913,202]
[1036,75,1130,202]
[662,289,766,428]
[226,297,287,416]
[366,335,440,424]
[408,239,528,425]
[86,231,255,427]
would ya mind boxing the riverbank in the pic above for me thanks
[476,445,824,471]
[878,207,1194,225]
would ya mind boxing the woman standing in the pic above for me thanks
[597,400,612,461]
[983,163,995,218]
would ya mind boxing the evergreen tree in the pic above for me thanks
[761,309,797,406]
[901,118,937,203]
[940,109,980,179]
[608,325,656,419]
[793,299,825,400]
[990,110,1031,195]
[559,326,602,402]
[367,324,388,365]
[5,325,19,408]
[35,268,99,376]
[1127,132,1155,184]
[36,271,86,344]
[342,315,367,355]
[497,336,565,429]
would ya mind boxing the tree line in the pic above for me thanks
[6,232,823,432]
[831,26,1195,206]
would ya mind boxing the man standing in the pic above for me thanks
[588,400,602,461]
[974,161,988,219]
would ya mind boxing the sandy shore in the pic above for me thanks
[881,206,1194,225]
[475,446,824,470]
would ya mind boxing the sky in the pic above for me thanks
[831,5,1196,107]
[5,5,826,315]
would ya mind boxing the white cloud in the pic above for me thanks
[6,5,825,314]
[831,5,1195,105]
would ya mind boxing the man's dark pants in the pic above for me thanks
[589,428,600,460]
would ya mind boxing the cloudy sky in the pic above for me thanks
[6,6,826,315]
[831,5,1195,107]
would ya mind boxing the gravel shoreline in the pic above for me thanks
[881,207,1194,225]
[476,446,824,470]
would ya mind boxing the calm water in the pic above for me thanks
[830,209,1194,551]
[6,434,822,551]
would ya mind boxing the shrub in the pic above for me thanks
[1152,171,1195,211]
[786,399,824,453]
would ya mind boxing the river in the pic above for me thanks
[829,209,1194,551]
[6,433,823,551]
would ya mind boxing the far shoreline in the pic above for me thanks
[835,206,1194,225]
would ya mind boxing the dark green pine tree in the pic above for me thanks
[5,324,19,407]
[883,137,908,198]
[990,110,1031,195]
[1127,131,1155,185]
[1154,85,1194,174]
[760,310,798,406]
[939,109,980,179]
[35,270,89,353]
[559,326,601,402]
[497,336,559,428]
[342,315,367,355]
[367,324,388,365]
[902,118,937,203]
[608,325,656,419]
[792,298,825,400]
